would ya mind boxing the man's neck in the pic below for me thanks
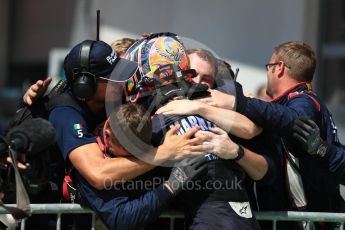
[272,77,300,99]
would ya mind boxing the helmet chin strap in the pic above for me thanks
[124,64,206,105]
[152,80,210,107]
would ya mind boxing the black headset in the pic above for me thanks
[71,40,97,101]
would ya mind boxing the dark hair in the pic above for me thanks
[216,59,235,81]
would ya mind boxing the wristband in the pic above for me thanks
[234,145,245,161]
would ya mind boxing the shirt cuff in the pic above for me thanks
[234,82,249,113]
[154,184,174,206]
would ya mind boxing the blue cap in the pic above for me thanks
[64,40,138,82]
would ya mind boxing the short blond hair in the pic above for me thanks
[187,48,218,76]
[273,42,316,82]
[111,38,137,56]
[109,103,152,145]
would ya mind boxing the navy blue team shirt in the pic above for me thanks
[236,82,344,212]
[49,92,173,230]
[151,113,254,227]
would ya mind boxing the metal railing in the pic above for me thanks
[256,211,345,230]
[0,204,95,230]
[0,204,344,230]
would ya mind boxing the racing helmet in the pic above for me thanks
[123,32,207,103]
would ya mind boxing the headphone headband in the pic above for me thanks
[79,40,94,72]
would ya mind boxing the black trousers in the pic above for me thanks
[186,201,261,230]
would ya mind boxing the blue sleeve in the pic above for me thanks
[76,172,174,230]
[322,144,345,185]
[259,153,277,185]
[110,185,173,230]
[241,96,318,136]
[49,106,97,160]
[17,96,25,109]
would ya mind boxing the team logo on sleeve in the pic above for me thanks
[74,123,84,138]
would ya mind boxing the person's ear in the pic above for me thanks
[277,61,286,78]
[105,129,111,138]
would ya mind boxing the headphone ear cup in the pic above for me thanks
[72,72,97,100]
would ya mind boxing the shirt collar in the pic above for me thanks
[271,82,310,104]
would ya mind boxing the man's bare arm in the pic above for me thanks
[69,143,153,190]
[156,100,262,139]
[236,147,268,181]
[69,125,213,190]
[196,127,268,180]
[198,103,262,139]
